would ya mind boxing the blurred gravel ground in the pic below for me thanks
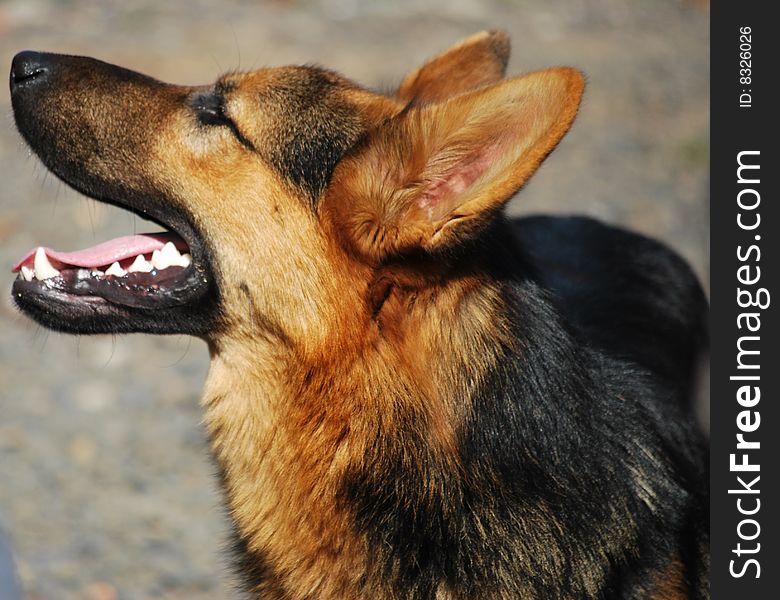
[0,1,708,598]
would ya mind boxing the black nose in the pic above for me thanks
[10,51,50,88]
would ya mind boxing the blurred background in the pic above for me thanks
[0,1,708,598]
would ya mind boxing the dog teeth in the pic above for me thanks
[21,265,34,282]
[127,255,154,273]
[33,247,60,280]
[20,246,191,282]
[105,261,127,277]
[151,242,189,270]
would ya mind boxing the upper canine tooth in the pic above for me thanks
[34,247,60,280]
[151,242,183,270]
[105,261,127,277]
[161,241,180,256]
[21,265,34,281]
[127,255,153,273]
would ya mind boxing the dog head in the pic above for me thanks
[10,31,583,355]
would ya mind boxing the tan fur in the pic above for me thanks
[200,233,512,597]
[397,30,511,104]
[649,559,690,600]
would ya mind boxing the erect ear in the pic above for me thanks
[396,31,511,105]
[324,67,585,261]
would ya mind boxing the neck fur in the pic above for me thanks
[201,277,508,597]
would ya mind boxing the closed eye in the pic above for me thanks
[191,91,231,126]
[189,90,256,151]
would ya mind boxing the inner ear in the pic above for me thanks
[412,138,506,223]
[396,31,511,105]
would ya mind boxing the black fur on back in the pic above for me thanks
[513,215,709,404]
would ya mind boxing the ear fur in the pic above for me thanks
[325,67,585,262]
[396,31,511,105]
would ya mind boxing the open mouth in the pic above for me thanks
[12,231,198,309]
[10,212,219,336]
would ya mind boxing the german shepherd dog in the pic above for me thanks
[9,31,708,599]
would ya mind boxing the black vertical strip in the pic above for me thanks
[711,3,779,598]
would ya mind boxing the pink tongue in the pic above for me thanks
[12,232,189,272]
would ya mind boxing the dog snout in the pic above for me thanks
[10,51,52,89]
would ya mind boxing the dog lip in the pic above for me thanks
[14,261,202,309]
[12,254,209,312]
